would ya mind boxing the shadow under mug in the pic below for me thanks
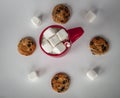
[39,25,84,57]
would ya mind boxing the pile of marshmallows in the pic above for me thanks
[41,28,70,54]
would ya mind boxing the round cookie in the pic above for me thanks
[90,36,109,55]
[52,4,71,24]
[18,37,36,56]
[51,72,70,93]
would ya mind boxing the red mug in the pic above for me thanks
[39,25,84,57]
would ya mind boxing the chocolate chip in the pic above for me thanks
[65,9,69,13]
[64,6,68,9]
[102,45,104,47]
[92,47,96,49]
[102,45,106,51]
[91,50,95,55]
[61,20,64,23]
[27,44,31,47]
[58,90,62,93]
[57,9,60,13]
[30,48,32,51]
[31,41,34,45]
[63,13,66,16]
[92,52,95,55]
[61,87,65,91]
[59,7,63,10]
[55,77,58,80]
[58,85,60,87]
[65,16,68,18]
[55,12,58,14]
[90,41,94,45]
[63,80,66,84]
[96,37,100,40]
[105,41,108,44]
[20,40,22,42]
[51,83,53,87]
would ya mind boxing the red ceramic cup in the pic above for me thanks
[39,25,84,57]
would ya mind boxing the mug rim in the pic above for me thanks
[39,25,71,57]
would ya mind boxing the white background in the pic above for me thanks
[0,0,120,98]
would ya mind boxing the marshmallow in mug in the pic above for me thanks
[43,28,58,39]
[52,42,66,54]
[48,35,61,47]
[56,29,68,41]
[41,39,53,53]
[41,28,69,54]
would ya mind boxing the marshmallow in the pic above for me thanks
[52,42,66,54]
[85,11,96,23]
[43,28,58,39]
[41,39,53,53]
[31,16,41,27]
[48,35,61,47]
[28,71,38,81]
[86,69,98,80]
[56,29,68,41]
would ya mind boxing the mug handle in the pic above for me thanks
[67,27,84,43]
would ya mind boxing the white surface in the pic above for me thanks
[0,0,120,98]
[85,10,96,23]
[86,69,98,80]
[56,29,68,41]
[31,16,41,27]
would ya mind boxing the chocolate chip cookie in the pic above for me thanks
[18,37,36,56]
[51,72,70,93]
[90,36,109,55]
[52,4,71,24]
